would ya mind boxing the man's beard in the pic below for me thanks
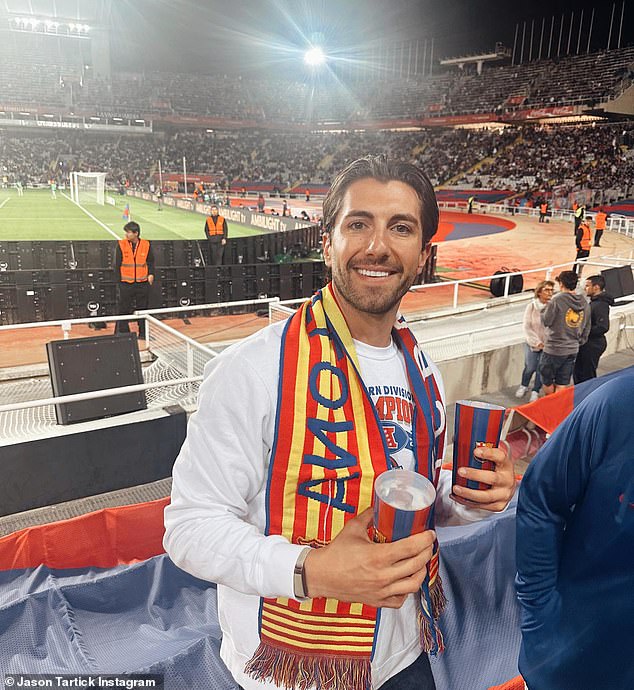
[330,262,415,315]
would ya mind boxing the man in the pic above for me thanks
[593,208,607,247]
[164,155,515,690]
[204,204,228,266]
[573,274,614,384]
[539,270,590,395]
[538,201,548,223]
[257,193,265,213]
[467,195,475,213]
[516,371,634,690]
[155,187,163,211]
[573,218,592,274]
[114,221,154,337]
[573,202,584,234]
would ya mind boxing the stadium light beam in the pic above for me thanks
[304,46,326,67]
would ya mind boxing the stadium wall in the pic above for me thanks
[126,190,313,232]
[597,83,634,117]
[438,307,634,402]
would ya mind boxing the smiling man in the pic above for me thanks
[164,155,515,690]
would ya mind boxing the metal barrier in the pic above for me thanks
[438,201,634,238]
[0,312,218,445]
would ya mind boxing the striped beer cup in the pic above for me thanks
[452,400,505,491]
[373,469,436,543]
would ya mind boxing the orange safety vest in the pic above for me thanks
[206,215,225,237]
[119,238,150,283]
[579,223,591,251]
[540,203,548,214]
[595,211,607,230]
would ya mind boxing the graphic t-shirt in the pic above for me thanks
[355,337,418,472]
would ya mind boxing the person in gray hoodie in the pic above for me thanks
[539,270,591,394]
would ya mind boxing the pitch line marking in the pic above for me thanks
[0,198,9,209]
[61,192,119,239]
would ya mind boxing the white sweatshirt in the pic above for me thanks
[164,319,490,690]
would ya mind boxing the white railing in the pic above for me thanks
[409,256,634,310]
[416,320,523,361]
[438,200,634,238]
[0,377,202,415]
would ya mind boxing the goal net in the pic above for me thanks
[70,172,107,206]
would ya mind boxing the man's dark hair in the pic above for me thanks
[556,270,579,291]
[322,154,439,245]
[586,274,605,290]
[124,221,140,236]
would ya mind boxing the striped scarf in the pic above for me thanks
[245,283,446,690]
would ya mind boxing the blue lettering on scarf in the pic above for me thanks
[304,418,356,468]
[298,473,360,513]
[308,362,349,409]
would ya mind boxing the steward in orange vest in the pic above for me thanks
[574,221,592,274]
[204,205,228,266]
[577,222,591,251]
[114,222,155,336]
[594,210,607,247]
[539,202,548,222]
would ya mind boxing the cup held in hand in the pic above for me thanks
[452,400,505,491]
[372,469,436,543]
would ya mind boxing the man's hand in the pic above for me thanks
[221,238,227,245]
[451,445,515,512]
[303,508,435,608]
[147,274,154,286]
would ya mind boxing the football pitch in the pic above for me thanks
[0,188,263,242]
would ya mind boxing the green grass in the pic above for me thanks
[0,188,263,241]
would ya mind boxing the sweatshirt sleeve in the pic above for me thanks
[580,303,591,346]
[515,403,595,676]
[522,302,540,349]
[541,299,557,329]
[163,347,304,599]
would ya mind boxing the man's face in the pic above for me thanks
[125,230,138,242]
[323,178,428,316]
[585,280,600,297]
[211,206,218,216]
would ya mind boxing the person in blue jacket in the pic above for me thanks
[515,371,634,690]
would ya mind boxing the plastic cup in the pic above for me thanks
[452,400,505,491]
[372,469,436,543]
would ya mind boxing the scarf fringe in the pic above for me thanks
[418,576,447,655]
[245,642,372,690]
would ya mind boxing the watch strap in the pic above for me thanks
[292,546,312,600]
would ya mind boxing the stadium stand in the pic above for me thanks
[2,38,634,124]
[2,123,634,205]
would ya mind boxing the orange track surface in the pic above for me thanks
[2,214,632,369]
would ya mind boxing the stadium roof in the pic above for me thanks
[0,0,111,23]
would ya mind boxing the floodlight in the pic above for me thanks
[304,46,326,67]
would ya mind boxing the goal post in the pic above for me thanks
[70,172,107,206]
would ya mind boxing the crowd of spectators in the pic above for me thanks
[2,122,634,205]
[2,27,633,125]
[465,122,634,201]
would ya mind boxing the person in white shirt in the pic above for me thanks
[515,280,554,402]
[164,155,515,690]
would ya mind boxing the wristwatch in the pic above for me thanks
[293,547,312,600]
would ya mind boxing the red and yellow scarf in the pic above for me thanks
[246,284,446,690]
